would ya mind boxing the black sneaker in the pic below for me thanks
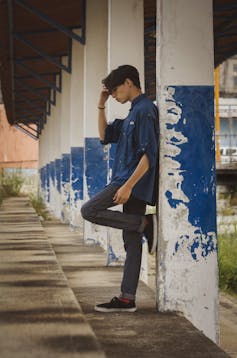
[94,297,136,312]
[143,214,158,254]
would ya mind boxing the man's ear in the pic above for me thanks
[125,78,133,88]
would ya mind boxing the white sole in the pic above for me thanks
[94,306,137,313]
[150,214,158,254]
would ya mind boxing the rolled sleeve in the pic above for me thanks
[100,119,124,145]
[135,114,158,169]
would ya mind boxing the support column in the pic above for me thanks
[61,57,71,223]
[156,0,218,342]
[106,0,147,276]
[83,0,108,249]
[70,34,84,229]
[49,89,62,219]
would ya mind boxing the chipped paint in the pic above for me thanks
[158,85,219,343]
[61,153,71,223]
[85,138,108,198]
[70,147,84,228]
[164,86,217,261]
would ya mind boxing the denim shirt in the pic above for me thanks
[101,94,159,205]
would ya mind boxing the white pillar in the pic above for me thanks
[48,89,62,219]
[70,35,84,229]
[83,0,108,250]
[61,57,71,223]
[156,0,219,342]
[106,0,147,277]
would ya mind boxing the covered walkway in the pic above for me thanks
[0,197,229,358]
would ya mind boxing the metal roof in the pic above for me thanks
[0,0,85,138]
[0,0,237,138]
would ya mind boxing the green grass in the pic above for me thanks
[29,194,50,220]
[218,232,237,294]
[0,173,25,206]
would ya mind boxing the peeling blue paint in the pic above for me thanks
[109,143,117,181]
[107,244,119,265]
[85,138,107,198]
[46,164,50,202]
[165,86,217,260]
[40,167,46,192]
[61,153,70,204]
[71,147,83,201]
[55,159,61,193]
[166,190,184,208]
[49,161,55,184]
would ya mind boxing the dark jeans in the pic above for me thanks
[81,184,146,300]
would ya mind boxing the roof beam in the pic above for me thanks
[15,78,54,105]
[8,0,16,122]
[15,0,85,44]
[14,33,71,73]
[15,61,61,92]
[14,124,38,140]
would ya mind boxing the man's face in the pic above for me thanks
[111,80,131,103]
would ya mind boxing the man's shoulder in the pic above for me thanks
[134,96,158,117]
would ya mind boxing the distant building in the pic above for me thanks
[218,55,237,158]
[219,54,237,98]
[0,104,38,192]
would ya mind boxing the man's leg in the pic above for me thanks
[120,196,146,300]
[81,184,145,232]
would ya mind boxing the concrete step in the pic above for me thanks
[0,197,230,358]
[42,217,230,358]
[0,197,105,358]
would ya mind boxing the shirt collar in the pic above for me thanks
[130,93,146,111]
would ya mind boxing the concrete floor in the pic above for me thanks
[0,197,232,358]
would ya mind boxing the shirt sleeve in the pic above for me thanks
[100,118,124,145]
[134,111,159,169]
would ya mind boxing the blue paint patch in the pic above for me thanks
[49,161,55,184]
[61,153,70,204]
[40,167,46,191]
[55,159,61,193]
[107,244,119,265]
[46,164,50,202]
[109,143,117,181]
[71,147,84,201]
[85,138,107,198]
[165,86,217,260]
[165,190,184,208]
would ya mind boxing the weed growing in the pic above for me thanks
[0,173,24,202]
[29,194,50,220]
[218,231,237,294]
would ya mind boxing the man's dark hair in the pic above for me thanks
[102,65,141,93]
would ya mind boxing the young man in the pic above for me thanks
[81,65,159,312]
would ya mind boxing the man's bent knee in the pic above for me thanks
[81,202,95,222]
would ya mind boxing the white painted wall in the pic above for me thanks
[106,0,148,278]
[156,0,219,343]
[156,0,214,86]
[60,57,71,223]
[83,0,108,249]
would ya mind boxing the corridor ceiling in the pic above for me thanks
[0,0,237,138]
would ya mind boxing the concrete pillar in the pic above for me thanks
[38,123,47,202]
[156,0,218,342]
[83,0,108,249]
[48,88,62,219]
[60,57,71,223]
[70,34,84,229]
[106,0,148,277]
